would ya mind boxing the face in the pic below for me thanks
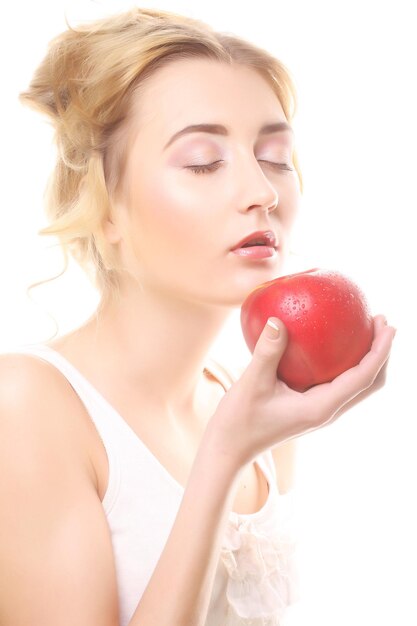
[107,58,301,306]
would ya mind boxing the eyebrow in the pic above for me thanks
[163,121,293,150]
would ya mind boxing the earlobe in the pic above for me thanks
[103,216,122,244]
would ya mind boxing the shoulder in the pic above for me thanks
[0,354,119,624]
[0,351,87,427]
[0,352,96,484]
[0,351,70,403]
[0,350,93,412]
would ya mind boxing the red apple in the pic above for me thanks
[240,268,374,392]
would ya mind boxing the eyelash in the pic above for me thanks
[187,160,294,175]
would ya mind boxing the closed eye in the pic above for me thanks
[258,160,294,172]
[186,160,294,175]
[186,161,223,174]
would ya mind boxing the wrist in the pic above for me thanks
[200,418,246,479]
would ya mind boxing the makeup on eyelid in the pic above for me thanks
[176,147,292,169]
[169,133,292,163]
[184,155,293,169]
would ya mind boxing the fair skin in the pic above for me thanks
[44,58,301,494]
[0,58,395,626]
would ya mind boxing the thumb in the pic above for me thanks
[248,317,288,386]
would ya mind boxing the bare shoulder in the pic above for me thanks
[0,351,75,403]
[0,351,97,483]
[0,353,119,625]
[0,349,89,409]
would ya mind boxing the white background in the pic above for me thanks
[1,1,416,624]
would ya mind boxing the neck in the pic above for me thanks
[72,279,234,420]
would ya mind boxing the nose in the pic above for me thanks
[235,154,279,214]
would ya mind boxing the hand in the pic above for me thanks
[209,314,396,467]
[315,315,394,425]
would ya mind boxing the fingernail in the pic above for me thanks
[266,318,280,338]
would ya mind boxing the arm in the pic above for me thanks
[0,355,244,626]
[0,314,394,626]
[230,361,297,495]
[136,315,395,624]
[133,314,394,624]
[130,425,243,625]
[0,356,120,626]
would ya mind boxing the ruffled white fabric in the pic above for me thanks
[220,492,298,625]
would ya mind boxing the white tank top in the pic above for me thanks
[11,343,298,625]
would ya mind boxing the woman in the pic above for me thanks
[0,7,395,626]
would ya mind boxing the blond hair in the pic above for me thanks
[20,7,303,300]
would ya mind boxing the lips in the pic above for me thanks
[231,230,278,251]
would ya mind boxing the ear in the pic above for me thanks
[102,214,122,244]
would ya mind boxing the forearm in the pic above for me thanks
[128,424,243,626]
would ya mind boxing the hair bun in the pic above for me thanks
[19,7,302,299]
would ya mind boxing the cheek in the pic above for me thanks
[277,178,301,229]
[130,170,205,252]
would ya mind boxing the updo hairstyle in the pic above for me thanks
[20,7,303,300]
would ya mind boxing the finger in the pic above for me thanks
[372,313,388,337]
[325,357,390,427]
[244,317,289,390]
[307,323,396,414]
[329,323,395,406]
